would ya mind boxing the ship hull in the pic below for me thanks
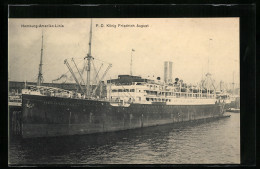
[9,104,22,136]
[22,94,226,138]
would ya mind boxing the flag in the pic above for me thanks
[132,49,135,52]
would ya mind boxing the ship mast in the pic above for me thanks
[232,71,235,95]
[85,19,93,96]
[206,38,213,97]
[207,38,212,73]
[130,49,135,75]
[37,31,44,86]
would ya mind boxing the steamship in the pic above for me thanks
[21,20,229,138]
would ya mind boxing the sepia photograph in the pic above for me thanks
[8,18,240,165]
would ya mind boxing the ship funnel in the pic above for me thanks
[164,61,168,83]
[169,61,173,83]
[164,61,173,83]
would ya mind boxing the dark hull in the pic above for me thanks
[226,108,240,113]
[9,104,22,136]
[224,98,240,110]
[9,104,22,112]
[22,94,226,138]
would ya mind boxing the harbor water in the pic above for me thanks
[9,112,240,165]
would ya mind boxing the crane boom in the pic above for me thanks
[92,64,112,96]
[64,59,85,94]
[71,58,87,90]
[93,62,103,84]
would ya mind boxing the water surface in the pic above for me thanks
[9,112,240,164]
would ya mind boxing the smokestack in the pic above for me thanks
[220,80,224,92]
[164,61,168,83]
[169,61,173,83]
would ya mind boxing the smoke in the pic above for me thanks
[52,74,67,83]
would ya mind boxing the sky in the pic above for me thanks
[8,18,239,88]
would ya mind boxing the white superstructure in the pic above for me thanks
[107,79,218,105]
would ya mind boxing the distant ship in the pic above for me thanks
[9,94,22,107]
[20,20,229,138]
